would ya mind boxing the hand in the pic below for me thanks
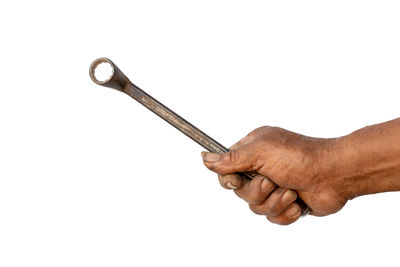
[202,126,347,225]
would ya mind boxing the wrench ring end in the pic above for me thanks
[89,58,115,85]
[89,58,130,91]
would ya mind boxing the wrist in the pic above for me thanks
[325,125,400,200]
[325,135,363,200]
[313,137,354,200]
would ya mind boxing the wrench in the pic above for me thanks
[89,58,310,215]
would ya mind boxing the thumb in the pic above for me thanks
[201,142,260,175]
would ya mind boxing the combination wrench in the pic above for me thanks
[89,58,310,215]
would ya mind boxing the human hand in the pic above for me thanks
[202,126,347,225]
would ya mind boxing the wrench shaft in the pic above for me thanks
[124,83,229,154]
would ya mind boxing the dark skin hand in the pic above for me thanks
[202,118,400,225]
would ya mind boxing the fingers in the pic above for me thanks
[218,173,243,189]
[215,172,303,225]
[249,188,297,216]
[266,203,302,225]
[201,142,261,175]
[201,127,303,225]
[217,174,276,203]
[233,175,275,204]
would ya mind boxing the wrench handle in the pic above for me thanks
[89,58,309,213]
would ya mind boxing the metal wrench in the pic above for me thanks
[89,58,310,214]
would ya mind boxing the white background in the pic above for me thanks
[1,1,399,266]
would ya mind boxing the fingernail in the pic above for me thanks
[287,206,301,219]
[201,151,220,163]
[226,182,238,190]
[282,190,296,203]
[261,178,273,192]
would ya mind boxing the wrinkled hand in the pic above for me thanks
[202,126,347,225]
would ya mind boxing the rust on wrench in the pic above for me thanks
[89,58,310,214]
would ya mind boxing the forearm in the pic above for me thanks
[331,118,400,199]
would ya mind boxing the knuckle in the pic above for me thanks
[266,216,292,226]
[265,202,280,216]
[268,126,283,133]
[247,129,259,138]
[249,204,262,215]
[250,157,263,171]
[260,126,275,134]
[246,190,264,204]
[277,219,294,226]
[251,126,269,135]
[266,216,277,224]
[227,149,240,163]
